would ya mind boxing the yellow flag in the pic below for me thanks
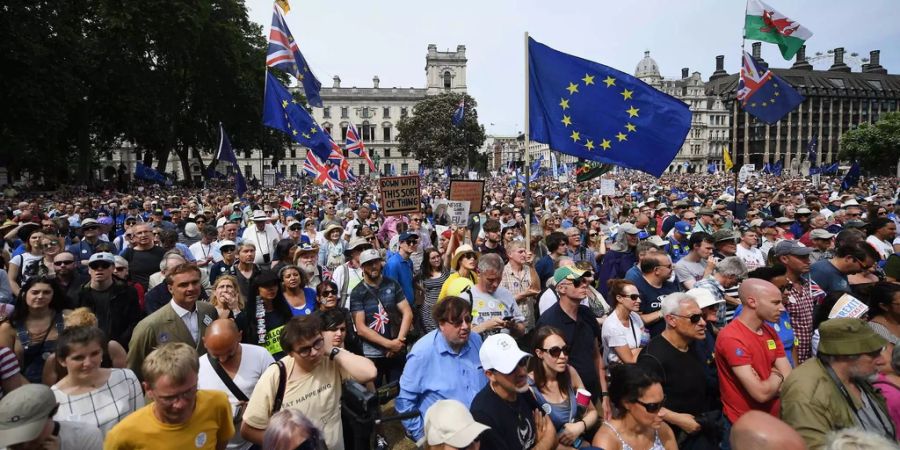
[723,146,734,172]
[275,0,290,13]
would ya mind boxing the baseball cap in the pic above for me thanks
[796,207,812,215]
[775,216,794,224]
[772,240,813,257]
[359,248,383,266]
[686,288,723,309]
[760,220,776,229]
[81,218,99,227]
[0,384,57,448]
[619,223,641,235]
[810,229,835,240]
[480,333,531,374]
[553,266,586,284]
[88,252,115,266]
[218,240,236,251]
[422,400,490,447]
[748,219,763,227]
[646,235,668,247]
[673,221,691,234]
[844,219,868,229]
[817,318,886,356]
[398,232,418,242]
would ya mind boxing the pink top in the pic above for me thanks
[873,373,900,432]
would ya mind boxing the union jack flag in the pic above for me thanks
[266,6,322,106]
[326,140,357,182]
[303,151,342,190]
[736,51,772,105]
[808,278,827,304]
[368,303,390,334]
[346,123,375,172]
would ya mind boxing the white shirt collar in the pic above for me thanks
[170,299,196,317]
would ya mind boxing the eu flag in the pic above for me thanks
[738,51,804,125]
[216,124,247,197]
[262,71,333,161]
[528,37,691,177]
[841,162,860,191]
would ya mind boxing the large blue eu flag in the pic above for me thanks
[262,71,333,161]
[529,38,691,177]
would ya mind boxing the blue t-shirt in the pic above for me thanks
[384,253,415,304]
[288,287,318,316]
[349,278,407,358]
[809,260,850,295]
[631,275,681,337]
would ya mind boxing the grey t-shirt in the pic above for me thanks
[674,258,706,289]
[857,389,894,438]
[58,420,104,450]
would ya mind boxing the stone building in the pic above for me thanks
[705,43,900,171]
[634,51,731,173]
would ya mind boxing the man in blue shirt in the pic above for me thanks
[396,296,487,443]
[384,232,417,304]
[809,241,878,296]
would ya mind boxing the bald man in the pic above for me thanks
[730,411,805,450]
[198,319,274,450]
[715,279,792,429]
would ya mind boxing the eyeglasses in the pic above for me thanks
[462,253,476,259]
[293,337,324,357]
[53,260,75,266]
[89,262,113,270]
[636,397,666,413]
[619,293,641,301]
[779,281,794,293]
[411,218,422,222]
[154,383,198,405]
[447,315,474,327]
[853,257,874,271]
[540,345,570,358]
[321,290,336,296]
[683,217,697,221]
[670,313,703,324]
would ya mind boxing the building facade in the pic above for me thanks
[705,44,900,172]
[634,51,731,173]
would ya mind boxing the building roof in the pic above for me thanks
[706,65,900,98]
[635,51,661,79]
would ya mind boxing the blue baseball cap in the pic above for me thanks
[674,221,691,234]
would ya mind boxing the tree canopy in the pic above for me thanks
[397,93,486,171]
[839,111,900,175]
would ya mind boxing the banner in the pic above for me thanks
[378,175,421,216]
[600,179,616,196]
[449,180,486,213]
[433,199,471,227]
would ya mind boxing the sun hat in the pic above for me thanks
[817,318,886,356]
[451,245,479,270]
[772,240,813,257]
[686,288,723,309]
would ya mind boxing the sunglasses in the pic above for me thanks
[671,313,703,324]
[447,315,474,327]
[411,218,422,222]
[683,217,697,221]
[462,253,476,259]
[289,226,302,231]
[321,290,336,296]
[540,345,570,358]
[562,277,587,288]
[636,397,666,413]
[53,260,75,266]
[89,262,113,270]
[82,226,99,231]
[619,293,641,301]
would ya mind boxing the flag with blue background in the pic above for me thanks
[262,71,333,161]
[528,37,691,177]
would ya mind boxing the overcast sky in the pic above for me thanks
[246,0,899,136]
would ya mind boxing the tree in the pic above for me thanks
[397,93,486,170]
[839,112,900,175]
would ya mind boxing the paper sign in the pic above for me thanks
[433,199,471,227]
[468,171,478,180]
[829,293,869,319]
[600,179,616,196]
[449,180,486,213]
[378,175,421,216]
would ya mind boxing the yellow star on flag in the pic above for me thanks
[625,123,637,132]
[603,76,616,87]
[582,74,595,85]
[281,100,288,108]
[292,130,298,136]
[774,91,780,96]
[566,82,579,95]
[570,131,580,142]
[310,127,317,134]
[616,132,628,142]
[302,133,310,139]
[584,140,594,150]
[600,139,612,150]
[621,89,633,100]
[559,98,570,110]
[561,115,572,127]
[626,106,639,118]
[762,102,768,106]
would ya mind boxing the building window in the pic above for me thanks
[401,163,409,174]
[341,107,348,118]
[400,107,408,118]
[244,165,252,178]
[290,164,297,177]
[341,126,348,141]
[324,126,332,138]
[358,163,365,175]
[383,107,390,118]
[383,127,391,141]
[384,163,391,175]
[361,121,372,141]
[290,149,296,159]
[362,107,369,119]
[385,148,391,158]
[443,71,452,90]
[280,164,287,175]
[323,107,331,119]
[225,165,233,175]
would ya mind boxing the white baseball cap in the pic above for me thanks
[422,400,490,447]
[687,288,723,309]
[480,334,530,374]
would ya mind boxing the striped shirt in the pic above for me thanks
[52,368,145,435]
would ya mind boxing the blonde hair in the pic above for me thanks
[142,342,199,386]
[64,307,98,328]
[210,275,246,310]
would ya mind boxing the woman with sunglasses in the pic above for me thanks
[592,363,676,450]
[602,279,646,365]
[438,245,480,302]
[0,275,69,383]
[529,326,599,449]
[37,235,64,277]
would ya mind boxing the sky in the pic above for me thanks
[246,0,900,136]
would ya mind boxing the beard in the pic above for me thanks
[298,260,317,278]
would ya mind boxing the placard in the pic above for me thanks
[449,180,486,213]
[433,199,471,227]
[263,168,276,187]
[378,175,421,216]
[600,179,616,196]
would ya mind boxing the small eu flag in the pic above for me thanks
[738,51,804,125]
[528,37,691,177]
[216,124,247,197]
[262,71,333,161]
[841,162,860,191]
[452,99,465,126]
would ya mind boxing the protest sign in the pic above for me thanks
[379,175,420,216]
[449,180,485,213]
[600,179,616,196]
[433,199,471,227]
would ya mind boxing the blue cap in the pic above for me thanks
[398,232,418,242]
[674,221,691,234]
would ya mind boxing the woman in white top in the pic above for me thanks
[51,326,143,435]
[601,279,645,365]
[866,217,896,261]
[7,229,46,296]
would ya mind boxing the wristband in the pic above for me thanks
[600,392,609,397]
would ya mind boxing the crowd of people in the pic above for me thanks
[0,168,898,450]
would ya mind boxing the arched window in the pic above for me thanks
[443,71,452,90]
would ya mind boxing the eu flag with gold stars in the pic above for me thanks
[262,71,333,161]
[528,37,691,177]
[737,51,804,125]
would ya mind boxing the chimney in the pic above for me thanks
[681,67,689,79]
[332,75,341,88]
[427,44,437,55]
[791,45,813,71]
[710,55,728,81]
[373,75,380,88]
[750,42,768,67]
[864,50,887,74]
[457,45,466,56]
[829,47,851,72]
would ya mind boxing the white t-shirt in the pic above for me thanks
[189,241,218,264]
[198,344,275,450]
[867,235,893,260]
[333,264,364,310]
[736,245,766,271]
[242,224,281,265]
[601,312,644,364]
[470,286,524,336]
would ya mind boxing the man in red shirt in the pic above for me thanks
[715,279,793,429]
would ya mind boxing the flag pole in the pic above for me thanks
[523,31,532,253]
[734,0,749,218]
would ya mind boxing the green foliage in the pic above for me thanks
[839,112,900,175]
[397,93,486,169]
